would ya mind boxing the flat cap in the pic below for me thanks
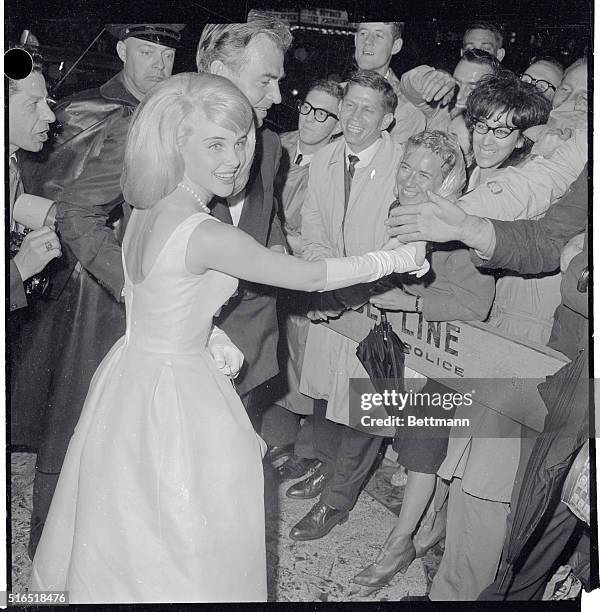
[106,24,185,48]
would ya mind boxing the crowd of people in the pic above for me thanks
[7,15,591,604]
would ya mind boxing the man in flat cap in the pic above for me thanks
[22,23,183,559]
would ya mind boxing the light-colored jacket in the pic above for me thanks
[399,64,453,133]
[386,68,427,144]
[299,132,403,430]
[439,137,587,502]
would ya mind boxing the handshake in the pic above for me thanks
[12,194,61,282]
[308,241,429,322]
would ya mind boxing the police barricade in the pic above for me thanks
[322,302,570,433]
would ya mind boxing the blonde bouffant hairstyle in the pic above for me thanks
[122,72,255,209]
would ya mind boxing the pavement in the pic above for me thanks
[10,452,428,601]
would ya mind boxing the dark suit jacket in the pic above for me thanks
[476,166,588,276]
[9,260,27,311]
[212,127,285,395]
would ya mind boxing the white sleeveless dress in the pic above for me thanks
[31,212,267,603]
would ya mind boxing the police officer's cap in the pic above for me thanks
[106,24,185,48]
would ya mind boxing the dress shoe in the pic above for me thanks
[289,502,349,541]
[264,444,293,466]
[286,469,329,500]
[277,456,321,481]
[353,533,416,587]
[401,595,430,601]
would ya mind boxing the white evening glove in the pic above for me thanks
[207,325,244,378]
[321,244,430,292]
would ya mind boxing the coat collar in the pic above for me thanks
[99,71,140,107]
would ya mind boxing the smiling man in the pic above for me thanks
[354,21,426,144]
[196,17,293,428]
[287,70,405,541]
[22,23,184,560]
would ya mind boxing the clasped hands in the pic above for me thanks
[13,201,61,282]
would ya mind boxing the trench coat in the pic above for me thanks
[299,132,403,431]
[15,72,136,467]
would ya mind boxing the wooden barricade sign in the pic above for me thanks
[323,303,569,432]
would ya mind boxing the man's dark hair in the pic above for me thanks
[344,69,398,114]
[7,47,43,97]
[308,78,343,101]
[465,70,552,163]
[464,21,503,48]
[459,48,502,73]
[385,22,404,40]
[355,21,405,41]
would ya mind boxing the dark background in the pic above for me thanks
[6,0,593,131]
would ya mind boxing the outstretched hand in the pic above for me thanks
[385,191,467,243]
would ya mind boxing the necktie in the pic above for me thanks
[342,154,360,255]
[9,157,24,232]
[295,153,303,166]
[348,154,360,178]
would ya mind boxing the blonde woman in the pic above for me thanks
[31,72,427,603]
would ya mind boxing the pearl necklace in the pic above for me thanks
[177,182,211,214]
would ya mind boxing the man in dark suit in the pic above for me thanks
[8,52,59,312]
[195,17,292,429]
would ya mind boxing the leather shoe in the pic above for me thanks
[278,457,321,481]
[289,502,349,541]
[286,469,329,499]
[264,444,294,466]
[401,595,430,601]
[353,533,416,587]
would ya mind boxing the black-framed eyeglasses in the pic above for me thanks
[473,118,519,140]
[296,99,338,123]
[520,73,557,93]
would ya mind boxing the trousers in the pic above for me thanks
[313,399,383,511]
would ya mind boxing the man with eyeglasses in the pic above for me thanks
[261,80,343,478]
[279,82,342,256]
[521,58,564,101]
